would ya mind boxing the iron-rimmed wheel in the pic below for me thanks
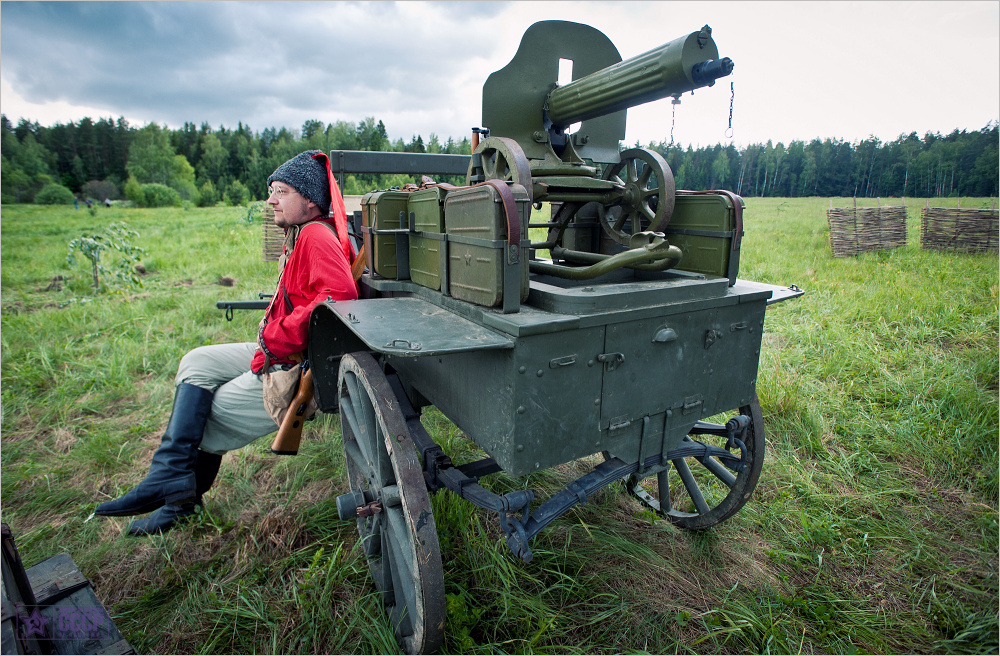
[468,136,533,203]
[338,352,445,654]
[599,147,676,245]
[623,396,765,530]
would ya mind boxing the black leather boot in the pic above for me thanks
[95,383,214,517]
[126,450,223,536]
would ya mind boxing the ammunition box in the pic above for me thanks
[663,193,744,285]
[445,183,531,307]
[361,190,410,279]
[408,188,448,290]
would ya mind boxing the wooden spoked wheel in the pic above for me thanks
[599,147,676,245]
[337,352,445,654]
[624,396,765,530]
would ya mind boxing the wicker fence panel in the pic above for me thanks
[262,204,284,262]
[827,206,908,257]
[920,207,999,253]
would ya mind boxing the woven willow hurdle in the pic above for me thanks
[262,204,284,262]
[920,204,999,253]
[827,201,908,257]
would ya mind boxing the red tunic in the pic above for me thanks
[251,218,358,373]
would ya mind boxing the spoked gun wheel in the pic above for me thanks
[336,352,445,654]
[623,396,765,530]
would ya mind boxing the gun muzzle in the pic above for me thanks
[691,57,734,86]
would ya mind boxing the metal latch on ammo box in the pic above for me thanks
[596,352,625,371]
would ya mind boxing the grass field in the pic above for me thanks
[1,197,997,654]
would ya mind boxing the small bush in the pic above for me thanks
[224,180,250,206]
[66,221,146,293]
[124,175,144,205]
[141,183,182,208]
[34,183,75,205]
[197,180,219,207]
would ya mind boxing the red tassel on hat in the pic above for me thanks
[311,152,354,266]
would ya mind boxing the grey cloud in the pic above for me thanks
[1,1,508,135]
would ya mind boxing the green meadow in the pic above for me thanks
[1,197,997,654]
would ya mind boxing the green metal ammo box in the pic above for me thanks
[445,183,531,307]
[408,188,448,290]
[663,193,744,285]
[361,190,410,279]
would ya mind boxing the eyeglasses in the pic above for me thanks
[268,185,290,199]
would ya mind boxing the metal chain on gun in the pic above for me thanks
[725,80,735,139]
[669,98,678,147]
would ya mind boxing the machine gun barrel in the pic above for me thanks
[546,25,733,130]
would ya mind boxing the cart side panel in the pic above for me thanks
[389,326,606,477]
[387,348,515,464]
[601,300,767,441]
[508,327,606,473]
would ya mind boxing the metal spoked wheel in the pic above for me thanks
[624,396,765,530]
[599,147,676,245]
[468,136,534,203]
[337,352,445,654]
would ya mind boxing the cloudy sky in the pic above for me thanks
[1,1,997,149]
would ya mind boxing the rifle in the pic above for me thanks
[217,293,272,321]
[271,364,315,455]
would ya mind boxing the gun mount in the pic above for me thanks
[470,21,733,251]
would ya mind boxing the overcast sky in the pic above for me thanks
[1,1,997,150]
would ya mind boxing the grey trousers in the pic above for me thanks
[175,342,280,455]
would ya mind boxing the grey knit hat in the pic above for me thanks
[267,150,331,212]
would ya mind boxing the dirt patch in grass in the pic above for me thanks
[288,479,336,509]
[53,427,77,453]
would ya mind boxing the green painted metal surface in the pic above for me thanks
[445,183,531,307]
[546,27,722,128]
[408,188,448,291]
[482,20,625,164]
[375,276,771,476]
[362,190,409,279]
[665,193,743,284]
[481,21,731,166]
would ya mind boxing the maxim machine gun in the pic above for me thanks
[302,20,804,654]
[471,21,734,279]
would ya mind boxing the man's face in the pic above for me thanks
[268,182,318,229]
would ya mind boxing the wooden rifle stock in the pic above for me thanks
[270,367,314,455]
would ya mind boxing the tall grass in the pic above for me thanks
[1,198,997,654]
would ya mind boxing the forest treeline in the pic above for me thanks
[2,113,997,207]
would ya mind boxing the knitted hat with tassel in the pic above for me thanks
[268,150,353,267]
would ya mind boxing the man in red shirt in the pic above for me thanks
[94,150,358,535]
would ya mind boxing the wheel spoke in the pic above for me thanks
[384,525,417,639]
[699,455,737,488]
[657,470,672,512]
[613,210,629,231]
[384,506,420,585]
[377,525,394,595]
[340,399,378,483]
[361,515,382,559]
[638,164,653,187]
[672,457,711,515]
